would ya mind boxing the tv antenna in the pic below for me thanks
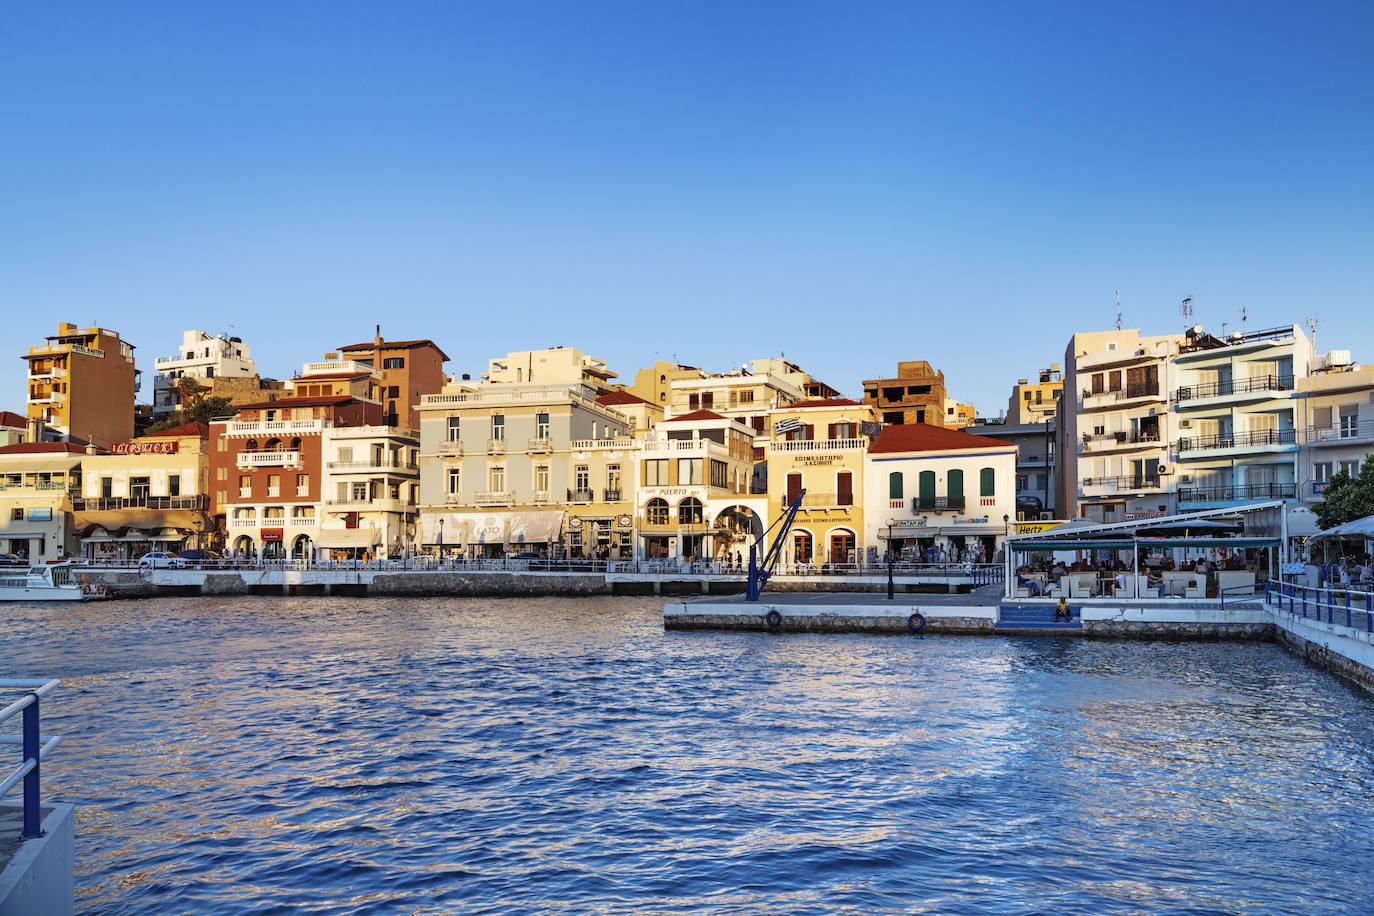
[1306,316,1319,352]
[1240,306,1247,336]
[1115,290,1121,330]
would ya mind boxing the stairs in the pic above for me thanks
[996,603,1082,631]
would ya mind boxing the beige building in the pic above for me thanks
[74,423,216,561]
[1007,365,1062,424]
[152,329,258,417]
[943,398,977,428]
[765,398,879,567]
[317,424,420,559]
[1297,354,1374,514]
[23,322,137,449]
[0,442,86,562]
[622,360,707,409]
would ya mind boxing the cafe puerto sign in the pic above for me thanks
[111,441,179,455]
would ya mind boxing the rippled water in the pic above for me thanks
[3,595,1374,914]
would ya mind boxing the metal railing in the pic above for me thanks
[1082,474,1161,490]
[913,495,965,511]
[1177,482,1297,502]
[1266,579,1373,633]
[0,678,62,841]
[72,494,209,511]
[1175,374,1294,401]
[1176,428,1297,452]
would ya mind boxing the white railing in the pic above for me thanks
[532,490,551,504]
[237,450,303,469]
[229,517,258,528]
[444,493,464,505]
[238,487,252,498]
[486,438,506,454]
[526,437,554,452]
[267,487,280,497]
[300,359,380,378]
[225,419,330,436]
[570,437,637,450]
[641,438,713,455]
[421,384,602,407]
[288,516,316,526]
[437,441,464,456]
[474,490,514,506]
[327,459,417,471]
[769,438,866,452]
[296,486,310,496]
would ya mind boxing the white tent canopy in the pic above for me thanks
[1309,514,1374,541]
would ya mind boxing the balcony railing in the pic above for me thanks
[437,440,464,456]
[641,439,712,455]
[769,437,867,452]
[327,459,417,471]
[913,495,965,512]
[604,488,623,502]
[569,488,595,503]
[1081,474,1162,492]
[795,492,854,508]
[71,494,209,512]
[300,359,380,379]
[225,419,330,436]
[486,438,507,455]
[1304,422,1373,444]
[1174,374,1294,401]
[1080,431,1162,452]
[474,490,514,506]
[1178,482,1297,502]
[288,515,316,526]
[228,517,258,528]
[526,437,553,453]
[239,487,252,498]
[570,437,637,450]
[532,490,551,505]
[1176,428,1297,453]
[1081,384,1162,407]
[443,493,464,505]
[237,450,304,469]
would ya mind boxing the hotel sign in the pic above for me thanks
[111,441,179,455]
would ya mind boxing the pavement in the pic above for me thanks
[679,584,1007,607]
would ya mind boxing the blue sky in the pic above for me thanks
[3,1,1371,415]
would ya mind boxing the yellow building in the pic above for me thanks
[23,322,137,449]
[765,398,880,567]
[943,398,977,428]
[0,442,86,562]
[621,360,707,409]
[1007,365,1063,424]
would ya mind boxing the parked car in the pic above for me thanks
[138,551,186,569]
[178,549,220,563]
[0,553,24,567]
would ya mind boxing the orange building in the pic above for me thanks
[336,328,448,429]
[862,361,949,426]
[23,322,137,448]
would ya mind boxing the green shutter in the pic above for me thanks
[919,471,936,502]
[947,469,964,499]
[980,467,995,497]
[888,471,903,499]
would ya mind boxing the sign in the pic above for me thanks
[648,486,707,500]
[796,454,840,466]
[260,528,284,542]
[952,516,991,525]
[111,441,179,455]
[1015,521,1062,536]
[26,507,52,522]
[1312,480,1331,495]
[891,518,928,529]
[1124,511,1166,521]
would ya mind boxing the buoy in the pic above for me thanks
[908,612,926,632]
[765,609,782,628]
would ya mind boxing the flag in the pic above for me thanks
[774,417,800,435]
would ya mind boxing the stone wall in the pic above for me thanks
[1084,620,1274,640]
[1277,627,1374,691]
[369,573,611,597]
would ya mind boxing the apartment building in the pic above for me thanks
[1059,329,1184,523]
[943,398,976,429]
[861,361,950,426]
[864,424,1017,563]
[765,398,878,567]
[1007,365,1062,424]
[317,424,420,559]
[23,322,137,449]
[622,360,707,408]
[0,442,86,562]
[976,419,1058,520]
[152,330,257,417]
[667,363,807,433]
[1296,355,1374,515]
[636,410,763,563]
[335,329,448,429]
[417,349,634,559]
[73,423,215,561]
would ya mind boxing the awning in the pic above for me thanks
[0,457,83,473]
[1309,514,1374,541]
[1135,536,1280,549]
[1015,539,1137,550]
[509,511,565,545]
[312,528,380,549]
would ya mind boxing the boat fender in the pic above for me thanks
[765,609,782,628]
[908,612,926,632]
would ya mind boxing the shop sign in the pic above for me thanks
[111,441,179,455]
[1312,481,1331,495]
[27,507,52,522]
[260,528,284,542]
[649,487,707,500]
[891,518,928,528]
[1014,521,1061,535]
[796,454,840,466]
[1124,511,1165,521]
[952,516,991,525]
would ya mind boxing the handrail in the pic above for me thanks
[0,678,62,840]
[1266,578,1374,633]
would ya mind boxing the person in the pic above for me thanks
[16,547,25,562]
[1114,570,1128,594]
[1055,596,1072,622]
[1016,567,1043,597]
[1147,566,1166,597]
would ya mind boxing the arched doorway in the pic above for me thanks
[712,505,764,564]
[291,534,312,560]
[827,528,856,567]
[791,528,814,567]
[232,535,254,559]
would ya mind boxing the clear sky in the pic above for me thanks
[3,1,1371,416]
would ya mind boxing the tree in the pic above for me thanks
[1315,456,1374,529]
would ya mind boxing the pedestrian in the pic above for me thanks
[1055,596,1072,622]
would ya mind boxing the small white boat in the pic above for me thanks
[0,563,106,602]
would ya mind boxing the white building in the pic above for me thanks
[316,425,420,559]
[152,330,257,417]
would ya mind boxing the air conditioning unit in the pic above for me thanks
[1179,419,1192,428]
[1181,474,1193,484]
[1040,511,1054,520]
[1156,463,1169,475]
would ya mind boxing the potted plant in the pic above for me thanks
[1206,569,1219,599]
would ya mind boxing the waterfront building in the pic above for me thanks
[335,329,449,429]
[974,418,1058,520]
[765,398,879,567]
[1170,324,1311,531]
[0,412,29,447]
[748,357,842,401]
[73,423,216,561]
[212,395,383,560]
[666,361,807,434]
[1295,354,1374,526]
[317,424,420,560]
[636,410,764,563]
[22,322,137,449]
[861,360,951,426]
[864,424,1017,563]
[1059,329,1184,524]
[1006,365,1062,424]
[151,330,257,417]
[0,442,86,562]
[416,349,634,559]
[621,360,707,408]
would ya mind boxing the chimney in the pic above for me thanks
[85,444,99,455]
[375,324,382,348]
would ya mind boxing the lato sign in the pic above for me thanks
[111,441,179,455]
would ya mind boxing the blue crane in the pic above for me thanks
[745,489,806,601]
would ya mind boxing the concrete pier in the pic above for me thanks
[0,803,74,916]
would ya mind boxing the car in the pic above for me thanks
[0,553,25,567]
[138,551,186,569]
[177,549,220,563]
[507,552,543,561]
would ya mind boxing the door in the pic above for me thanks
[837,471,853,506]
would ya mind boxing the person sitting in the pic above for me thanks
[1055,596,1072,622]
[1146,566,1166,597]
[1016,568,1043,597]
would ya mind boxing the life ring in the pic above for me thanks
[765,609,783,628]
[908,612,926,632]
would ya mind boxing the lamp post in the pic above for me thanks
[886,518,896,600]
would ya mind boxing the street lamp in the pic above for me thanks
[886,518,896,600]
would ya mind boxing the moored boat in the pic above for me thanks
[0,563,106,601]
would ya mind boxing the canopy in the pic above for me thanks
[1309,514,1374,541]
[312,528,381,549]
[1016,539,1136,550]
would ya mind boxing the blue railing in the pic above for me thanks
[0,678,62,840]
[1218,582,1266,610]
[1266,579,1374,633]
[972,564,1006,587]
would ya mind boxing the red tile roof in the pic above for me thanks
[337,339,450,360]
[597,390,656,407]
[666,409,728,423]
[868,423,1013,454]
[786,398,864,409]
[292,372,372,382]
[0,442,90,455]
[142,422,209,439]
[0,411,27,429]
[233,395,359,411]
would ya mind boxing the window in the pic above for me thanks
[1340,406,1359,438]
[644,459,668,486]
[710,459,728,489]
[1024,390,1032,402]
[387,386,400,399]
[689,394,700,410]
[536,412,550,438]
[829,422,854,439]
[491,415,505,440]
[947,469,964,500]
[489,466,505,491]
[217,466,227,481]
[888,472,903,499]
[883,412,903,425]
[447,468,461,495]
[351,482,369,501]
[1035,390,1043,404]
[1091,373,1104,394]
[575,465,590,491]
[1313,406,1332,429]
[786,471,803,505]
[383,357,405,369]
[534,465,549,493]
[1016,474,1029,490]
[447,417,460,441]
[739,390,754,404]
[239,475,251,490]
[337,447,353,463]
[296,473,309,494]
[646,498,670,524]
[837,470,853,506]
[677,458,703,486]
[701,392,714,408]
[10,508,21,521]
[169,474,181,497]
[267,474,281,496]
[980,467,995,496]
[678,497,704,525]
[1314,462,1331,482]
[1340,460,1361,477]
[1108,371,1121,392]
[607,464,621,490]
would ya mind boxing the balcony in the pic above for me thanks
[300,359,380,379]
[1080,474,1162,496]
[570,437,637,450]
[1176,428,1297,454]
[327,459,417,473]
[324,497,406,512]
[239,487,252,498]
[228,517,258,529]
[1178,482,1297,502]
[421,384,610,411]
[437,440,464,457]
[527,437,553,453]
[237,450,304,469]
[288,515,317,527]
[769,437,867,453]
[1080,384,1162,410]
[486,438,507,455]
[641,438,714,456]
[474,490,514,506]
[225,418,330,436]
[913,496,965,512]
[71,494,210,512]
[796,492,854,508]
[1174,374,1294,403]
[603,488,623,502]
[1305,421,1374,446]
[569,488,595,503]
[1080,431,1161,454]
[532,490,552,505]
[296,486,310,497]
[443,493,464,505]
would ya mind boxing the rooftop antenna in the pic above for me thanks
[1306,316,1319,352]
[1115,290,1121,330]
[1241,305,1248,336]
[1182,296,1193,333]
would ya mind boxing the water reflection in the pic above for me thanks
[1,596,1372,913]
